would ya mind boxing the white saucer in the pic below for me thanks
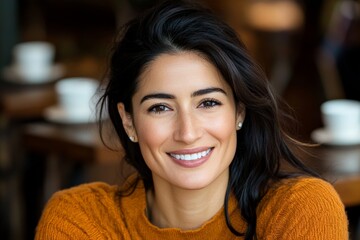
[43,105,96,124]
[311,128,360,146]
[2,64,65,85]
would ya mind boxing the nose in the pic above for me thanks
[173,110,202,144]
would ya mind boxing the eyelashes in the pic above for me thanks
[198,98,222,108]
[147,98,222,114]
[147,104,171,114]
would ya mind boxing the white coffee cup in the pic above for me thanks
[321,99,360,141]
[55,77,99,118]
[13,41,55,82]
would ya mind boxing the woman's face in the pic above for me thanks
[118,52,244,190]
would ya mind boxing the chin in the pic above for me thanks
[172,172,228,191]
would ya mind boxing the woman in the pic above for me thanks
[36,1,348,239]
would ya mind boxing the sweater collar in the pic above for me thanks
[120,176,246,239]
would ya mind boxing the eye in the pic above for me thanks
[198,98,222,109]
[147,104,172,114]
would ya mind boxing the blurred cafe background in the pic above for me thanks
[0,0,360,239]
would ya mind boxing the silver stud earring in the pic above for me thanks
[129,136,135,142]
[237,122,242,130]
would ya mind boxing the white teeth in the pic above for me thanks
[170,149,211,161]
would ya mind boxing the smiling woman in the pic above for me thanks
[118,52,242,194]
[35,0,348,239]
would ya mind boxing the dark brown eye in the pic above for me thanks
[148,104,171,114]
[199,99,222,108]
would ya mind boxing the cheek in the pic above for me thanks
[134,118,173,172]
[204,112,237,140]
[211,116,238,162]
[213,124,236,147]
[135,117,171,149]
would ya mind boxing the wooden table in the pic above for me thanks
[0,81,57,120]
[0,60,106,239]
[22,122,122,164]
[20,122,125,239]
[304,145,360,207]
[309,145,360,240]
[22,122,124,199]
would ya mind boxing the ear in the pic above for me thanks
[117,103,138,142]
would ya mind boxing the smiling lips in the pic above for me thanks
[167,148,213,168]
[169,148,212,161]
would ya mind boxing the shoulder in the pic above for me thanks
[40,174,143,216]
[267,177,342,203]
[260,177,345,215]
[36,176,146,239]
[257,177,348,239]
[35,182,124,239]
[47,182,119,207]
[38,181,121,222]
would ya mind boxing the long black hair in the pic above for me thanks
[98,1,318,239]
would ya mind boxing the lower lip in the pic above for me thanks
[170,150,212,168]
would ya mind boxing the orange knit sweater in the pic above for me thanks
[35,177,348,239]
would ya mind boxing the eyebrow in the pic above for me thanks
[140,87,227,104]
[191,87,227,97]
[140,93,175,103]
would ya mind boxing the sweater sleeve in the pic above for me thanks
[256,178,349,240]
[35,182,126,240]
[35,190,95,239]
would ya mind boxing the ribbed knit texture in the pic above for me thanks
[35,177,348,239]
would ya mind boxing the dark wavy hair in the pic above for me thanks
[98,0,317,239]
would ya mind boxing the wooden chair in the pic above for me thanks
[334,176,360,207]
[241,0,305,95]
[333,176,360,240]
[317,0,360,101]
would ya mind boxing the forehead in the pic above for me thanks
[135,52,231,94]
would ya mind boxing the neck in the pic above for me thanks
[146,173,229,230]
